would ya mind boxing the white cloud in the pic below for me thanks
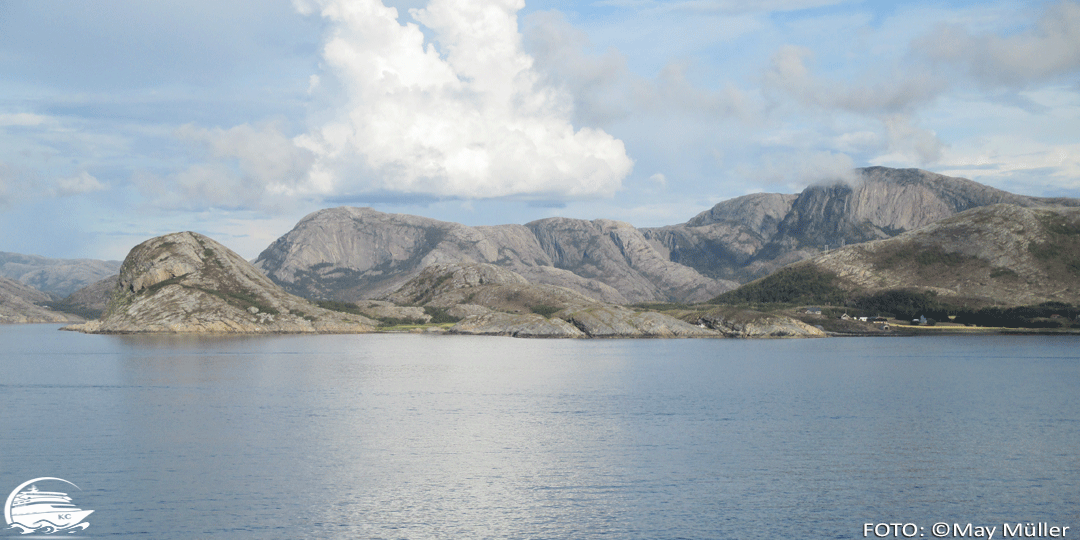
[139,123,315,210]
[763,45,945,114]
[915,0,1080,88]
[877,114,944,165]
[738,150,858,191]
[48,171,107,197]
[295,0,633,200]
[0,113,50,127]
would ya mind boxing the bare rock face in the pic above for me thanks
[388,262,721,338]
[385,262,597,313]
[808,203,1080,306]
[556,305,719,338]
[67,232,376,334]
[449,312,586,338]
[0,252,121,298]
[0,276,83,323]
[644,167,1080,282]
[696,308,826,338]
[253,207,733,305]
[50,274,118,320]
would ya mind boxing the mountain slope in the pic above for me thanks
[69,232,376,334]
[0,252,121,297]
[644,167,1079,281]
[253,207,734,304]
[0,276,83,323]
[716,203,1080,308]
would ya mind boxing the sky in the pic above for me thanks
[1,0,1079,261]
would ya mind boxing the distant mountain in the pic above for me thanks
[715,203,1080,308]
[69,232,376,334]
[253,207,734,304]
[643,167,1080,282]
[0,276,82,323]
[253,167,1076,305]
[0,252,121,298]
[384,262,739,338]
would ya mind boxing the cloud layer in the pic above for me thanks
[295,0,633,200]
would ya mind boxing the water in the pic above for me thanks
[2,325,1078,539]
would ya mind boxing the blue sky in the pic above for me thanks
[1,0,1078,260]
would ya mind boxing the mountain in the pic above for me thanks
[0,252,121,298]
[48,275,118,320]
[382,262,739,338]
[253,207,734,305]
[715,203,1080,308]
[255,167,1075,306]
[68,232,376,334]
[642,167,1080,282]
[0,275,83,323]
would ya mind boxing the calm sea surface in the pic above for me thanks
[1,324,1078,539]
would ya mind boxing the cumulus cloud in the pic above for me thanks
[764,45,944,114]
[879,114,944,165]
[738,150,858,190]
[48,171,107,197]
[295,0,633,200]
[523,10,758,125]
[140,123,314,210]
[915,0,1080,88]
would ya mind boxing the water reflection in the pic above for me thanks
[2,327,1078,538]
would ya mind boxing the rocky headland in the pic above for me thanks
[67,232,376,334]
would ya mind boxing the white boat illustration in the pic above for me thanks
[8,484,92,533]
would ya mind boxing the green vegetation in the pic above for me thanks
[1028,212,1080,277]
[953,302,1080,328]
[876,244,980,270]
[710,265,846,306]
[193,286,279,315]
[424,306,460,324]
[990,267,1019,279]
[530,304,560,318]
[142,274,189,295]
[316,300,365,316]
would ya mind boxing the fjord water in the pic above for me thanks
[2,325,1077,539]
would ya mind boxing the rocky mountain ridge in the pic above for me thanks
[0,276,83,323]
[254,207,734,305]
[380,262,821,338]
[643,167,1079,282]
[68,232,376,334]
[256,167,1073,305]
[0,251,121,297]
[806,203,1080,306]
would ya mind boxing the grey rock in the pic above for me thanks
[557,305,719,338]
[0,252,121,297]
[67,231,376,334]
[644,167,1080,282]
[0,276,83,323]
[253,207,733,304]
[50,275,118,320]
[809,203,1080,306]
[450,312,586,338]
[696,308,827,338]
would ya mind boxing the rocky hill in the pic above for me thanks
[0,251,121,297]
[0,276,83,323]
[643,167,1079,282]
[716,203,1080,308]
[382,262,729,338]
[255,167,1072,306]
[376,262,822,338]
[68,232,376,334]
[253,207,734,305]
